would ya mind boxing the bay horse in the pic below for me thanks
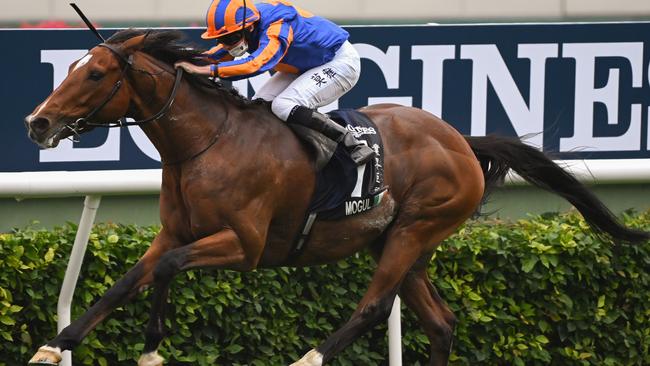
[24,30,649,366]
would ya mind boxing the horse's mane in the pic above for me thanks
[107,29,263,108]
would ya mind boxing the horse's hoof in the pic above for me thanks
[290,349,324,366]
[28,346,62,365]
[138,351,165,366]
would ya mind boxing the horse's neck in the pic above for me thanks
[129,71,228,165]
[127,55,293,167]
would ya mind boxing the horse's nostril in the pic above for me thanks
[29,116,51,133]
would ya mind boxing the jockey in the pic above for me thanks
[174,0,375,167]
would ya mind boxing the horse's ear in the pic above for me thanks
[121,34,147,55]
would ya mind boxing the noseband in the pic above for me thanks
[69,42,184,135]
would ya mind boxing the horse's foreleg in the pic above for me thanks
[28,232,175,365]
[400,266,456,366]
[139,228,258,366]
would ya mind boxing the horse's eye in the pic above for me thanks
[88,70,105,81]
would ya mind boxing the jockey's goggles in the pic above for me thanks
[217,30,245,46]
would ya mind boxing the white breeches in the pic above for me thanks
[253,41,361,121]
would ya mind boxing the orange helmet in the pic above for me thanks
[202,0,260,40]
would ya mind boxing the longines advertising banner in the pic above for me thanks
[1,23,650,172]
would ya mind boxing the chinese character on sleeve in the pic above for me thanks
[311,73,327,87]
[322,68,337,79]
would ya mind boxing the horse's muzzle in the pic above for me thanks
[24,115,64,148]
[26,115,51,135]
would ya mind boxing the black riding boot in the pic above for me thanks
[288,106,375,165]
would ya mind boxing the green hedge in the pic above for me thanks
[1,211,649,365]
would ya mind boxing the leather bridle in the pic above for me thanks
[67,42,184,138]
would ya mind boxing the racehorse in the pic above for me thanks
[24,29,649,366]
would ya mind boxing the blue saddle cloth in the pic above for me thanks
[292,109,388,255]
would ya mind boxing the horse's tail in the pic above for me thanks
[465,134,650,243]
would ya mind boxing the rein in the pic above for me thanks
[66,5,222,166]
[69,43,184,134]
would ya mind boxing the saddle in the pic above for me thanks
[291,109,388,256]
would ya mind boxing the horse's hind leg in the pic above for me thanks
[400,265,456,366]
[292,220,460,366]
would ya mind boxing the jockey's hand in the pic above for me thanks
[174,61,212,76]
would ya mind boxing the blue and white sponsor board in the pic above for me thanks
[1,23,650,179]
